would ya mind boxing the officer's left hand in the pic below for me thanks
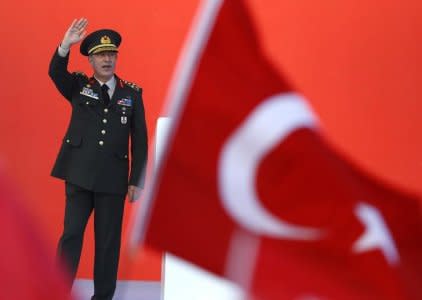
[128,185,141,202]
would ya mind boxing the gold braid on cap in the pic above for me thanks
[88,35,117,55]
[88,44,117,55]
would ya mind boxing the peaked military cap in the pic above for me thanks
[80,29,122,56]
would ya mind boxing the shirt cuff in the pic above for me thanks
[58,44,70,57]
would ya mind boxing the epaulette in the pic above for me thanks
[72,71,88,79]
[122,79,140,92]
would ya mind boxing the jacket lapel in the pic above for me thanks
[89,76,101,96]
[110,75,126,109]
[85,76,103,116]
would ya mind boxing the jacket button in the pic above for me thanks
[99,141,104,146]
[66,139,70,143]
[104,108,108,113]
[124,154,128,159]
[101,130,106,135]
[102,119,107,124]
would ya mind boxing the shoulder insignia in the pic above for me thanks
[122,79,140,92]
[72,71,88,79]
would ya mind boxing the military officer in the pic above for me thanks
[48,18,148,300]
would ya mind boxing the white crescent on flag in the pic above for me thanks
[218,93,324,240]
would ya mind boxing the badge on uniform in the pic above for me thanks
[117,98,132,107]
[121,116,127,124]
[80,87,99,99]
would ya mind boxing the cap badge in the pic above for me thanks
[100,35,111,44]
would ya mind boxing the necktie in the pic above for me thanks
[101,84,110,106]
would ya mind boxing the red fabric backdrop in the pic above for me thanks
[0,0,421,280]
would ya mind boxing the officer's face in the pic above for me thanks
[89,51,117,81]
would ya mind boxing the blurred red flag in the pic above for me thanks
[134,0,422,299]
[0,173,71,299]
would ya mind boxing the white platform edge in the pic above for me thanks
[72,279,161,300]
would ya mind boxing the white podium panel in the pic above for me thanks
[163,254,244,300]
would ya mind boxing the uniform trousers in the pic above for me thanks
[57,182,125,300]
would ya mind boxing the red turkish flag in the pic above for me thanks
[134,0,422,299]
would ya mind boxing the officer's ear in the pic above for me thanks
[88,55,94,67]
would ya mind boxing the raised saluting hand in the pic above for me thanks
[61,18,88,50]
